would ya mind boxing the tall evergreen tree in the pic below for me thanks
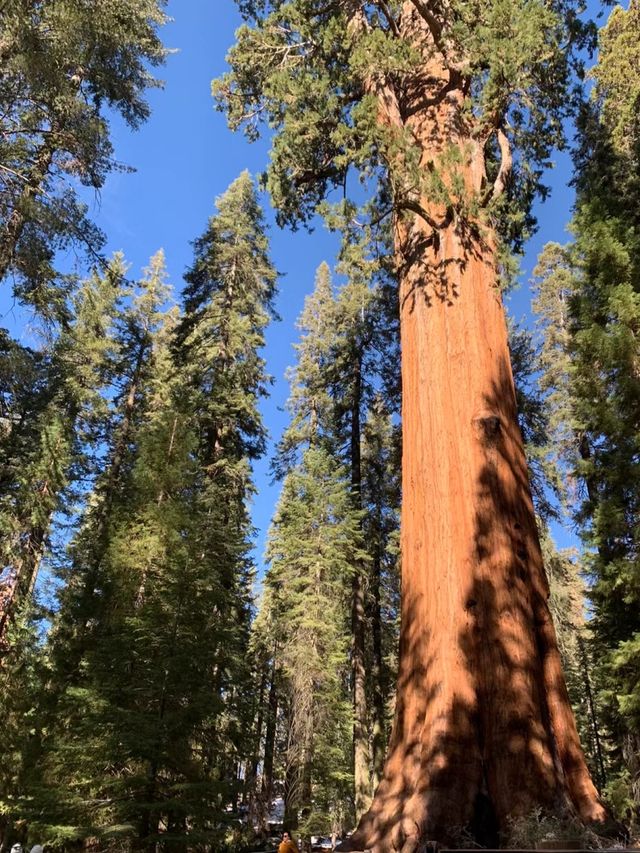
[216,0,605,845]
[175,171,279,822]
[0,0,167,316]
[0,258,122,655]
[33,176,278,848]
[360,399,401,793]
[265,447,364,838]
[274,261,338,476]
[533,1,640,823]
[274,257,400,818]
[31,171,279,844]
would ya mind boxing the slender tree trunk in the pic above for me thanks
[247,664,267,801]
[260,654,278,831]
[350,353,371,817]
[348,7,605,850]
[370,537,386,791]
[577,635,606,792]
[284,753,299,832]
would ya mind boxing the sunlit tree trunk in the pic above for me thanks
[349,7,605,850]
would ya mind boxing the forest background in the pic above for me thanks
[1,0,638,850]
[0,0,574,565]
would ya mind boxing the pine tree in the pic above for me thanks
[274,262,338,476]
[216,0,605,845]
[360,399,401,793]
[178,170,277,487]
[0,258,122,655]
[541,533,607,796]
[531,243,579,510]
[531,2,640,823]
[0,0,167,317]
[274,257,400,818]
[34,176,279,847]
[508,318,562,523]
[265,447,364,838]
[532,1,640,824]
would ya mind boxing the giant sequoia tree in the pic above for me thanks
[216,0,605,847]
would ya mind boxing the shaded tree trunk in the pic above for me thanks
[350,353,371,817]
[247,663,267,817]
[261,655,278,820]
[284,754,299,832]
[370,538,386,792]
[577,635,606,793]
[348,7,605,850]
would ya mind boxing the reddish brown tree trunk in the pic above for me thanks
[347,7,605,850]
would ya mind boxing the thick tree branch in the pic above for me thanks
[401,196,454,231]
[409,0,448,57]
[482,127,512,206]
[374,0,401,36]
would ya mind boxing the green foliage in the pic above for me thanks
[216,0,593,250]
[264,447,364,833]
[274,262,338,475]
[177,170,277,484]
[0,258,122,657]
[0,0,167,316]
[591,0,640,158]
[509,318,562,522]
[0,175,278,849]
[254,249,400,833]
[532,1,640,823]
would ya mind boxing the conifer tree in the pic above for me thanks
[274,258,400,817]
[216,1,605,844]
[533,1,640,822]
[35,176,278,846]
[177,170,277,490]
[0,0,167,317]
[0,258,122,654]
[360,399,401,792]
[274,261,338,476]
[265,447,364,837]
[49,252,172,668]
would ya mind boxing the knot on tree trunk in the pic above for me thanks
[472,411,502,445]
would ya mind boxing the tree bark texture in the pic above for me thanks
[347,6,605,850]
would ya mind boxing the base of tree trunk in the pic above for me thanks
[336,199,607,853]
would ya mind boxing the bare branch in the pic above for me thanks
[482,127,512,206]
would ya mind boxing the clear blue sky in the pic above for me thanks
[2,0,580,572]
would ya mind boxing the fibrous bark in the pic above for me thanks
[345,5,605,850]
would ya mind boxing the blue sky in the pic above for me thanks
[2,0,581,572]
